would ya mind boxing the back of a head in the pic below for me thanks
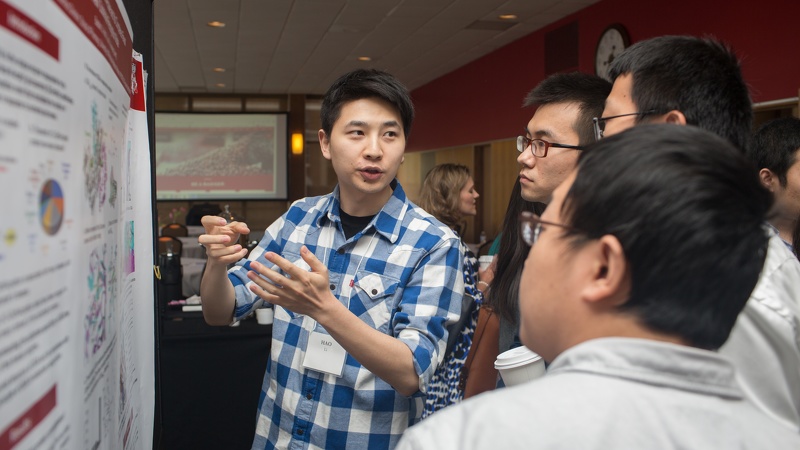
[749,117,800,185]
[609,36,752,152]
[524,72,612,145]
[565,125,771,349]
[320,69,415,138]
[417,163,471,232]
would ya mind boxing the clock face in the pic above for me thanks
[595,25,629,81]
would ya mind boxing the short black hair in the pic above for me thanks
[609,36,752,152]
[524,72,612,146]
[563,124,771,350]
[749,117,800,186]
[320,69,414,138]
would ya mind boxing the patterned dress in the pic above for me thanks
[422,241,483,417]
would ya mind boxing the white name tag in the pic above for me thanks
[302,330,347,377]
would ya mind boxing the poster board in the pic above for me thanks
[0,1,155,449]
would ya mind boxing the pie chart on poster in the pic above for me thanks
[40,179,64,235]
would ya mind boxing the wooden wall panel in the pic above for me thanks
[398,152,424,204]
[481,139,518,241]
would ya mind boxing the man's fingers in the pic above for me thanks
[206,245,247,263]
[260,252,303,281]
[229,221,251,235]
[249,260,291,287]
[300,246,326,273]
[198,234,232,246]
[200,215,228,231]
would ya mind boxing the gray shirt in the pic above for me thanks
[398,338,800,450]
[719,229,800,430]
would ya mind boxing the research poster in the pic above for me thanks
[0,1,154,449]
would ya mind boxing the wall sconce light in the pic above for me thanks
[291,132,304,155]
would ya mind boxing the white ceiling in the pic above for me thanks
[154,0,599,95]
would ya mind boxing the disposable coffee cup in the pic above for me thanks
[478,255,494,271]
[494,346,545,387]
[255,308,274,325]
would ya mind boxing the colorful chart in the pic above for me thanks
[40,179,64,235]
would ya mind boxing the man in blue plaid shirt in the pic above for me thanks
[199,69,464,449]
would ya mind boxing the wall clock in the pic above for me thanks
[595,24,630,81]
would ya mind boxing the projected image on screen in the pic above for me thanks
[156,113,288,200]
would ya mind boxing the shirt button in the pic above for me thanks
[297,429,304,436]
[337,248,345,254]
[306,392,313,400]
[329,284,335,290]
[371,289,378,295]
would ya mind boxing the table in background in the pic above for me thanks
[178,236,206,259]
[181,257,206,298]
[157,312,272,450]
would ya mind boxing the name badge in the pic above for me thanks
[302,330,347,377]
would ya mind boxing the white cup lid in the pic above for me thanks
[494,346,541,369]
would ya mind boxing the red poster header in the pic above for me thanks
[0,385,57,450]
[0,1,60,60]
[54,0,132,96]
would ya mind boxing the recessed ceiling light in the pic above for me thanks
[215,83,226,87]
[207,21,226,28]
[213,67,226,72]
[357,56,371,61]
[498,14,518,20]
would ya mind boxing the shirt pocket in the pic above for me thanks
[351,271,400,334]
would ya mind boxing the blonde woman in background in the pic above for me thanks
[418,163,490,417]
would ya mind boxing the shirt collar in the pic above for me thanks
[549,337,743,399]
[317,179,408,244]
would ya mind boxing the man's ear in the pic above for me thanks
[319,129,332,161]
[581,235,629,307]
[661,110,687,126]
[759,168,777,192]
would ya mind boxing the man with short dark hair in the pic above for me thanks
[596,35,752,151]
[199,69,464,449]
[599,35,800,431]
[398,126,800,449]
[516,72,612,203]
[489,73,611,355]
[749,117,800,250]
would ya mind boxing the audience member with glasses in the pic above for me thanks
[598,34,800,431]
[398,125,800,450]
[486,72,611,368]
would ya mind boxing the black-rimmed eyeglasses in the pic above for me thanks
[519,211,578,246]
[516,136,583,158]
[592,110,657,141]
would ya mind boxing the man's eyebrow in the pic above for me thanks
[345,120,401,128]
[528,127,554,139]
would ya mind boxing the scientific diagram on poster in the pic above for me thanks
[40,179,65,235]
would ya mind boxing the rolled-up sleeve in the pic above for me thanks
[394,236,464,393]
[227,215,286,320]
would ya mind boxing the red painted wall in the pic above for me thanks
[407,0,800,152]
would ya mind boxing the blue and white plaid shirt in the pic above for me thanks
[228,181,464,450]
